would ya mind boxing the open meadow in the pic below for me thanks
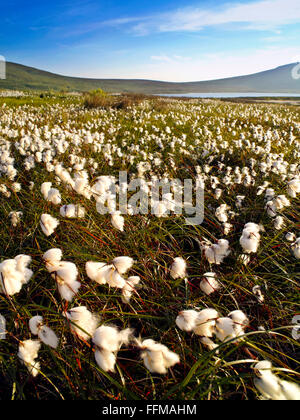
[0,93,299,400]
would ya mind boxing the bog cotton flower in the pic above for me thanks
[40,214,59,236]
[238,254,251,266]
[43,249,81,301]
[92,325,133,372]
[121,276,140,303]
[291,238,300,259]
[193,308,219,338]
[253,285,264,303]
[0,255,33,296]
[287,178,300,198]
[215,317,236,342]
[274,216,285,230]
[137,338,180,374]
[203,240,231,265]
[86,259,129,289]
[65,306,99,341]
[43,248,63,268]
[50,262,80,301]
[112,256,134,274]
[9,211,23,227]
[60,204,85,218]
[111,211,124,232]
[254,360,300,400]
[175,310,199,332]
[285,232,296,242]
[86,262,111,285]
[200,272,221,295]
[41,182,61,205]
[240,223,262,254]
[29,316,59,349]
[18,339,41,377]
[170,257,187,279]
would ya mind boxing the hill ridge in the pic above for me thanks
[1,61,300,94]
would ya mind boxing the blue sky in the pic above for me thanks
[1,0,300,81]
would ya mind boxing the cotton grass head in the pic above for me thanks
[29,315,59,349]
[18,339,41,377]
[175,310,199,332]
[65,306,99,341]
[40,214,59,237]
[138,339,180,374]
[0,255,33,296]
[92,325,134,372]
[200,272,221,295]
[254,360,300,400]
[170,257,187,279]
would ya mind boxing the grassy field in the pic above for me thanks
[0,93,299,400]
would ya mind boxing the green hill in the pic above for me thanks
[1,61,300,94]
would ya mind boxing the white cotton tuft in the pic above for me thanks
[18,339,41,377]
[65,306,99,341]
[94,349,117,372]
[285,232,296,242]
[112,256,134,274]
[14,254,33,284]
[170,257,187,279]
[215,317,236,342]
[43,248,63,267]
[29,315,43,335]
[44,255,80,302]
[85,261,109,285]
[193,308,219,338]
[176,310,199,332]
[287,178,300,198]
[47,188,62,205]
[40,214,59,236]
[29,315,59,349]
[122,276,140,303]
[93,325,133,352]
[254,360,300,400]
[41,182,52,199]
[240,223,262,254]
[200,272,221,295]
[252,285,265,303]
[60,204,85,218]
[111,211,124,232]
[238,254,251,266]
[215,204,229,223]
[0,256,33,296]
[9,211,23,227]
[138,339,180,374]
[215,311,249,343]
[203,240,231,265]
[228,310,249,336]
[107,268,126,289]
[291,238,300,259]
[92,325,134,372]
[274,216,285,230]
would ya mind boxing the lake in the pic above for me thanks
[156,92,300,98]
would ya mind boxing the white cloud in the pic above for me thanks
[151,55,191,63]
[151,55,172,62]
[104,0,300,35]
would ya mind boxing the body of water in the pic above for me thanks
[157,92,300,98]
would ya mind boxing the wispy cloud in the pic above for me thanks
[101,0,300,35]
[151,54,191,63]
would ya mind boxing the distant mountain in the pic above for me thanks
[0,62,300,94]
